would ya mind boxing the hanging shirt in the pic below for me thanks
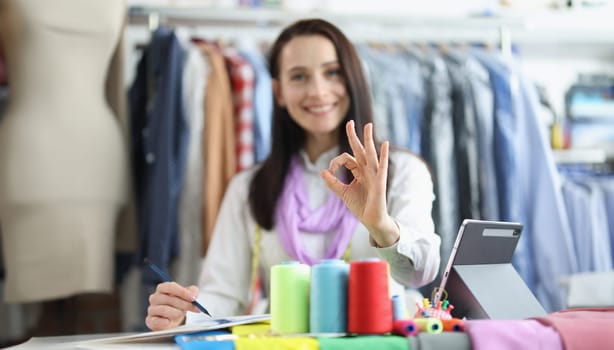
[129,27,188,284]
[175,34,209,286]
[224,48,255,172]
[197,42,236,256]
[515,66,578,312]
[239,49,273,163]
[187,147,441,320]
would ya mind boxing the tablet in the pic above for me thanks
[434,219,546,319]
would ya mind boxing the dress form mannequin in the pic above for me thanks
[0,0,128,303]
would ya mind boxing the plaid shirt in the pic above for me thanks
[224,48,255,171]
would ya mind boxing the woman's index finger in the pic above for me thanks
[345,120,366,161]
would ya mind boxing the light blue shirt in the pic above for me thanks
[239,49,272,162]
[515,66,578,311]
[471,50,532,288]
[599,176,614,262]
[561,171,613,272]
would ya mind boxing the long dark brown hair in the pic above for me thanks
[248,18,384,230]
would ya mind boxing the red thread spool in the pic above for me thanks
[392,319,418,336]
[347,260,392,334]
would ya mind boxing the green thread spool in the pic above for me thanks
[270,261,311,334]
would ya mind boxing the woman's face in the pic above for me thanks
[274,35,350,143]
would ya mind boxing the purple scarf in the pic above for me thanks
[275,156,358,265]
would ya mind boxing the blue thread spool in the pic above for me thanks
[310,259,349,333]
[392,295,406,320]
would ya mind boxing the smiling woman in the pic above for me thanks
[272,35,350,160]
[145,18,441,332]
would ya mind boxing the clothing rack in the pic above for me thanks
[128,6,519,51]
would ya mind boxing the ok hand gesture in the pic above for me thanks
[320,120,400,247]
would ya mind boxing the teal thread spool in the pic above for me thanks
[270,261,310,334]
[310,259,349,333]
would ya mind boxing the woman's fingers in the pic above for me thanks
[146,314,174,331]
[322,152,358,197]
[326,120,388,194]
[378,141,390,187]
[146,301,190,331]
[147,303,186,323]
[321,169,344,198]
[156,282,196,301]
[145,282,201,331]
[363,123,379,169]
[154,283,199,309]
[149,285,199,313]
[346,120,380,171]
[346,120,367,165]
[328,152,358,176]
[186,285,200,299]
[328,121,386,185]
[146,302,183,331]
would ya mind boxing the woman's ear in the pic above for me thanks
[272,79,285,107]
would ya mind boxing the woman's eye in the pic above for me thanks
[290,73,305,81]
[327,68,341,77]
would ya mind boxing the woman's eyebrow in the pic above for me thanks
[321,60,339,67]
[286,66,306,73]
[287,60,339,72]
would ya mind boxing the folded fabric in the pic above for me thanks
[175,329,235,350]
[235,336,318,350]
[563,272,614,308]
[318,335,407,350]
[413,332,472,350]
[231,322,271,336]
[465,319,563,350]
[533,307,614,350]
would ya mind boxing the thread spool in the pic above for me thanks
[310,259,349,333]
[392,319,418,337]
[270,261,310,334]
[391,295,406,320]
[441,318,464,332]
[347,259,392,334]
[414,318,443,334]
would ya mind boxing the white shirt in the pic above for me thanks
[187,147,441,321]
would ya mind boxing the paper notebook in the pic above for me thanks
[80,314,271,345]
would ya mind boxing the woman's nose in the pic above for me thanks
[306,76,328,97]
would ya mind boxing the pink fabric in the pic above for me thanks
[465,319,563,350]
[275,157,358,265]
[532,308,614,350]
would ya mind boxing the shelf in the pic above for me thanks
[127,6,614,45]
[552,148,610,164]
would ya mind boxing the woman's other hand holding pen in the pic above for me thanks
[146,282,202,331]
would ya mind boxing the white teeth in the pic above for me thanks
[308,105,333,113]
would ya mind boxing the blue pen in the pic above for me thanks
[144,258,212,317]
